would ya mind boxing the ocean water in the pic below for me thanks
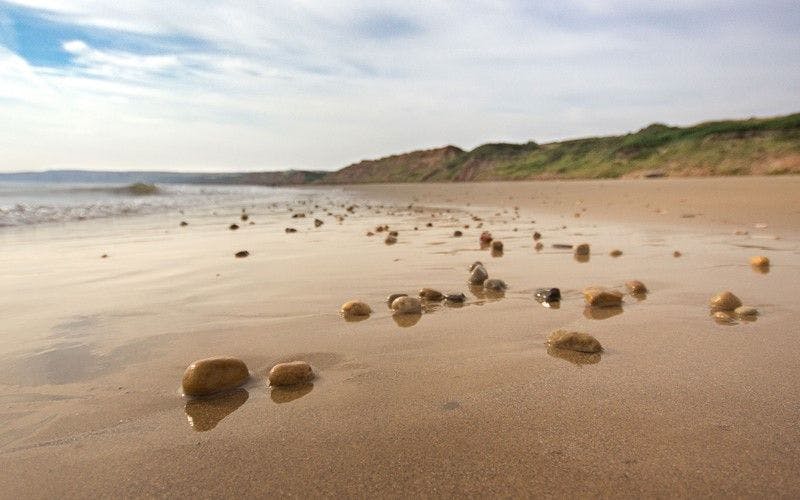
[0,182,318,227]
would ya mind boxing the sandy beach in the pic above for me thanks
[1,176,799,497]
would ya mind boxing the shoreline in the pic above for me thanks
[1,176,798,497]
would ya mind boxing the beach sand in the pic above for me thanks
[1,176,799,497]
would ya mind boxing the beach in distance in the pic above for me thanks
[1,175,800,497]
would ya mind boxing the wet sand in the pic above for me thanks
[1,176,799,497]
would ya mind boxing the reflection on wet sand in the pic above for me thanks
[393,313,422,327]
[574,254,590,263]
[490,248,503,258]
[583,306,623,320]
[630,292,648,302]
[547,346,601,365]
[185,388,249,431]
[343,314,370,323]
[540,301,560,309]
[751,264,770,275]
[468,284,505,301]
[270,383,314,404]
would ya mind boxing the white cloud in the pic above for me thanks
[0,0,798,171]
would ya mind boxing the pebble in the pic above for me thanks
[491,240,504,252]
[391,296,422,314]
[735,306,758,317]
[182,357,250,397]
[268,361,315,387]
[484,278,507,292]
[583,287,623,307]
[445,293,466,303]
[180,221,189,227]
[673,250,682,257]
[547,330,603,353]
[535,288,561,302]
[610,249,623,257]
[235,250,249,258]
[749,256,770,267]
[625,280,647,294]
[385,235,398,244]
[241,214,249,221]
[314,219,324,227]
[419,288,445,301]
[291,213,306,218]
[479,231,493,243]
[532,231,541,240]
[101,254,108,258]
[386,293,408,306]
[340,300,372,317]
[229,224,239,230]
[285,227,297,233]
[574,243,590,256]
[709,291,742,311]
[453,230,463,237]
[534,242,544,251]
[469,265,489,285]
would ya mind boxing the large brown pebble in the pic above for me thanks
[547,330,603,353]
[709,291,742,311]
[469,265,489,285]
[419,288,444,301]
[625,280,647,294]
[583,287,623,307]
[574,243,590,256]
[268,361,314,387]
[491,240,504,252]
[182,357,250,397]
[749,256,770,267]
[391,296,422,314]
[341,300,372,317]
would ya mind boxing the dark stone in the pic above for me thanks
[445,293,466,303]
[535,288,561,303]
[229,224,239,230]
[285,227,297,233]
[235,250,249,258]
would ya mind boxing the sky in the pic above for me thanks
[0,1,798,172]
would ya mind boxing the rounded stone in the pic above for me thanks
[735,306,758,317]
[268,361,314,387]
[453,230,463,237]
[534,242,544,251]
[182,357,250,397]
[234,250,249,258]
[391,296,423,314]
[547,330,603,353]
[479,231,493,243]
[341,300,371,317]
[384,235,397,244]
[469,265,489,285]
[386,293,408,306]
[532,231,541,240]
[491,240,504,252]
[419,288,444,301]
[583,287,623,307]
[445,293,466,303]
[484,278,507,291]
[673,250,682,257]
[625,280,648,294]
[610,249,623,257]
[229,223,239,230]
[709,291,742,311]
[749,256,770,267]
[574,243,590,256]
[180,221,189,227]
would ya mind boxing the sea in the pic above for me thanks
[0,182,319,227]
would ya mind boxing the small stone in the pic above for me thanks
[673,250,682,257]
[734,306,758,317]
[535,288,561,302]
[180,221,189,227]
[749,256,769,267]
[291,213,306,218]
[388,230,399,237]
[235,250,249,258]
[340,300,372,317]
[610,249,623,257]
[469,265,489,285]
[547,330,603,353]
[391,296,422,314]
[285,227,297,233]
[241,214,249,221]
[182,357,250,397]
[385,235,397,244]
[533,231,541,240]
[445,293,466,303]
[583,287,623,307]
[625,280,647,294]
[386,293,408,306]
[484,278,507,292]
[709,291,742,311]
[426,222,433,227]
[453,230,463,237]
[491,240,504,252]
[101,254,108,258]
[229,224,239,230]
[268,361,314,387]
[314,218,324,227]
[534,242,544,251]
[419,288,445,301]
[479,231,493,244]
[366,231,374,236]
[574,243,590,256]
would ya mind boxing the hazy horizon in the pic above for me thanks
[1,1,798,173]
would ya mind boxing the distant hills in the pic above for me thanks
[3,112,798,186]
